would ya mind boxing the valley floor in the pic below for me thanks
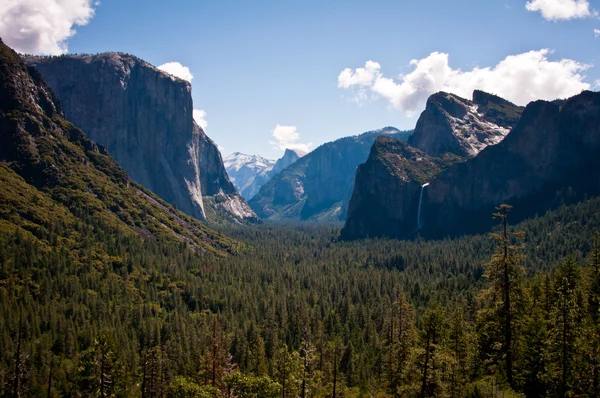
[2,198,600,397]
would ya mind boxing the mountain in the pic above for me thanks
[23,53,258,224]
[271,148,305,175]
[408,90,523,157]
[224,152,275,199]
[343,90,600,240]
[0,38,240,255]
[249,127,413,222]
[421,90,600,237]
[224,148,304,200]
[340,136,461,239]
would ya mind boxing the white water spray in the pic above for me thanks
[417,183,429,230]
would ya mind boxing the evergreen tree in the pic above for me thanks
[384,293,416,397]
[481,204,525,388]
[543,255,583,397]
[272,344,302,398]
[418,304,446,398]
[77,334,122,397]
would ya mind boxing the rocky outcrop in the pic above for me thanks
[271,148,304,175]
[408,91,523,157]
[343,90,600,240]
[340,136,461,239]
[249,127,412,222]
[23,53,257,223]
[0,38,239,254]
[421,90,600,237]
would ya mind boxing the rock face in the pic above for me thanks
[340,136,458,239]
[343,90,600,240]
[23,53,257,223]
[408,91,523,157]
[224,148,304,200]
[249,127,412,222]
[0,38,239,254]
[271,148,304,175]
[422,91,600,237]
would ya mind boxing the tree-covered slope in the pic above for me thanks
[0,38,240,256]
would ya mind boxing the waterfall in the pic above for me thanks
[417,183,430,230]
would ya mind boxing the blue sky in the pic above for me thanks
[2,0,599,159]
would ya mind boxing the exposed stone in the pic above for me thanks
[23,52,257,223]
[249,127,412,222]
[408,91,523,157]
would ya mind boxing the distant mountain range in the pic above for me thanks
[23,52,258,224]
[224,148,304,200]
[249,127,413,222]
[342,89,600,240]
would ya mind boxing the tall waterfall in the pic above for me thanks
[417,183,430,230]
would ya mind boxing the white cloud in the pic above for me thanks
[269,125,312,154]
[193,109,207,130]
[338,50,590,116]
[0,0,97,55]
[158,62,194,82]
[595,28,600,37]
[525,0,593,20]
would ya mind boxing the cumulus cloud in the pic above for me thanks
[193,109,207,130]
[158,62,194,82]
[525,0,593,20]
[338,50,590,116]
[269,125,312,154]
[595,29,600,37]
[0,0,97,55]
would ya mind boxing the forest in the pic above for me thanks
[1,196,600,397]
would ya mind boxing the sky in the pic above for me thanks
[1,0,599,159]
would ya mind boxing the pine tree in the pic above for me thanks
[418,304,446,398]
[544,255,582,397]
[520,287,548,397]
[482,204,525,388]
[299,328,315,398]
[77,334,121,397]
[577,234,600,397]
[273,344,302,398]
[384,293,416,397]
[199,317,232,392]
[447,305,473,397]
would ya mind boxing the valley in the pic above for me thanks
[1,1,600,397]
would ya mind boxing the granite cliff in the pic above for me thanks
[0,38,240,254]
[23,53,257,223]
[249,127,412,222]
[343,90,600,239]
[408,90,523,157]
[340,136,461,239]
[422,91,600,237]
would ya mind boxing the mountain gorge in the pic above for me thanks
[343,90,600,240]
[249,127,412,221]
[23,53,257,224]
